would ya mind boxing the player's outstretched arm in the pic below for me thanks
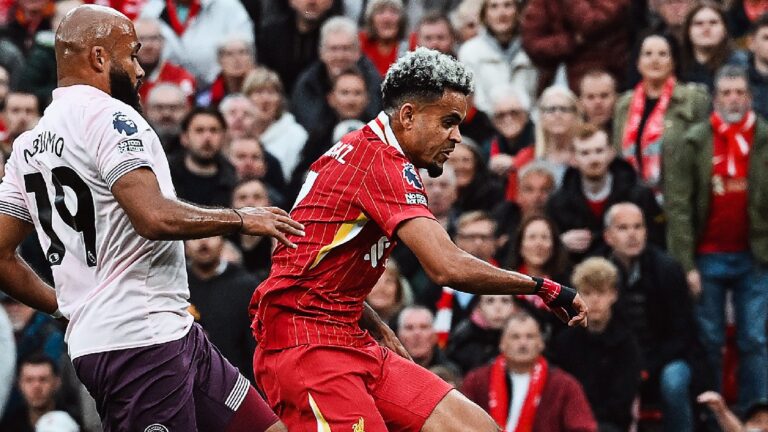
[0,214,59,315]
[112,168,304,246]
[397,217,588,327]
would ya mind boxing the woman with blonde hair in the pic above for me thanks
[242,66,308,182]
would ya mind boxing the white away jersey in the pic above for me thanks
[0,85,192,358]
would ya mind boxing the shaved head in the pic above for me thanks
[55,5,145,111]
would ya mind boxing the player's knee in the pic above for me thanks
[264,421,288,432]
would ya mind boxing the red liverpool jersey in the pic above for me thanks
[250,112,435,350]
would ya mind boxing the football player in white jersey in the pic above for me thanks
[0,6,298,432]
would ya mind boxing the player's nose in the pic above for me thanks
[449,125,462,143]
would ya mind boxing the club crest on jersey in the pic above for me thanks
[402,163,422,189]
[112,112,138,136]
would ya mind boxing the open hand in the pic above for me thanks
[238,207,305,249]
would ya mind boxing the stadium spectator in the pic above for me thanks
[613,33,710,194]
[14,1,80,108]
[532,85,580,186]
[197,35,256,107]
[747,13,768,119]
[504,215,570,323]
[0,91,39,154]
[727,0,768,40]
[603,202,700,432]
[450,0,482,44]
[665,65,768,412]
[0,0,54,55]
[651,0,695,43]
[0,65,9,110]
[415,11,456,56]
[446,294,517,374]
[228,178,274,279]
[257,0,337,93]
[487,84,535,179]
[0,355,71,432]
[143,82,190,156]
[549,257,642,432]
[290,16,381,135]
[699,391,768,432]
[493,162,556,264]
[396,305,460,374]
[226,136,286,200]
[366,259,412,327]
[82,0,144,20]
[446,138,504,212]
[169,107,237,207]
[679,2,748,91]
[521,0,630,93]
[458,0,537,114]
[289,68,369,196]
[546,124,664,260]
[220,94,257,140]
[359,0,413,77]
[578,70,618,138]
[244,68,308,183]
[422,165,460,235]
[134,17,195,102]
[461,311,598,432]
[140,0,254,87]
[186,235,259,383]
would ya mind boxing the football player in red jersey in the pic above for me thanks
[250,47,588,432]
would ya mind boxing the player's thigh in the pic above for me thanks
[190,324,278,432]
[371,346,455,431]
[255,344,389,432]
[421,389,500,432]
[73,334,198,432]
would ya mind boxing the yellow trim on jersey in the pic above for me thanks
[308,393,332,432]
[309,212,368,269]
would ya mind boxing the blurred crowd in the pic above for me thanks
[0,0,767,431]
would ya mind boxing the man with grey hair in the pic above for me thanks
[290,16,383,134]
[134,17,196,103]
[197,35,256,107]
[144,82,191,155]
[396,305,459,373]
[665,64,768,413]
[251,47,587,432]
[602,202,699,432]
[487,83,535,178]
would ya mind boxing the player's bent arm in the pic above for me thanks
[0,214,58,314]
[112,168,304,245]
[397,217,588,326]
[397,217,538,294]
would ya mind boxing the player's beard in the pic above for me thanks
[426,162,443,178]
[110,66,143,113]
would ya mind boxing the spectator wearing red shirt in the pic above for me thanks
[197,35,255,107]
[359,0,415,77]
[134,17,196,103]
[665,65,768,413]
[461,311,597,432]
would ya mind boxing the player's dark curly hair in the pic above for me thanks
[381,47,474,113]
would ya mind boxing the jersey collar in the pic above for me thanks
[368,111,405,156]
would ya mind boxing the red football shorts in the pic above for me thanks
[254,342,453,431]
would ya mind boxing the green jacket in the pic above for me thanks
[612,82,711,181]
[664,114,768,271]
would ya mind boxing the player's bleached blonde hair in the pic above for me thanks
[571,257,618,293]
[381,47,474,112]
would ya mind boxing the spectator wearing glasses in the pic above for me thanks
[143,82,191,156]
[134,17,196,103]
[531,86,580,186]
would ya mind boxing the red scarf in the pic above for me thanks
[621,77,676,187]
[165,0,201,36]
[489,355,548,431]
[434,286,454,348]
[710,110,755,178]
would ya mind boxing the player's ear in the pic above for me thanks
[90,46,108,73]
[398,103,415,130]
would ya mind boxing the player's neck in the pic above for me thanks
[58,76,110,95]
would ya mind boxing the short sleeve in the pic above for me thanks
[0,151,33,223]
[356,149,435,237]
[91,106,157,189]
